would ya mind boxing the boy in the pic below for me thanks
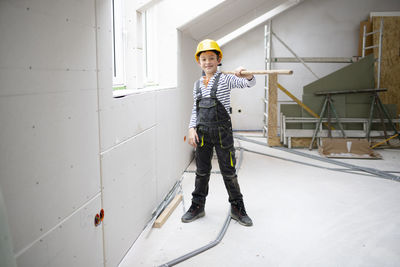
[182,39,255,226]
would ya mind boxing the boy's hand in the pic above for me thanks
[235,66,254,80]
[188,128,199,148]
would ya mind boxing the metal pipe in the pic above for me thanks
[234,134,400,182]
[366,30,380,36]
[377,18,383,89]
[266,21,272,71]
[270,57,355,63]
[232,129,263,132]
[240,147,378,178]
[314,88,387,95]
[264,21,272,138]
[159,212,231,267]
[272,32,319,79]
[364,45,379,49]
[362,24,366,57]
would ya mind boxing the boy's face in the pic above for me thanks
[198,51,221,76]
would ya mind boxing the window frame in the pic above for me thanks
[112,0,126,87]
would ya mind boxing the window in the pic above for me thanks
[112,0,126,88]
[111,0,226,97]
[112,0,187,97]
[143,8,158,87]
[142,1,177,89]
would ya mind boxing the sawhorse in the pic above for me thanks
[367,91,400,143]
[309,93,346,150]
[308,88,399,150]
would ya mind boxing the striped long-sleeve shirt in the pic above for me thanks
[189,71,256,128]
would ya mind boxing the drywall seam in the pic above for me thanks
[14,192,101,259]
[100,124,156,156]
[93,1,106,266]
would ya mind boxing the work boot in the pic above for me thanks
[181,202,205,223]
[231,200,253,226]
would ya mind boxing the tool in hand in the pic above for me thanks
[222,70,293,75]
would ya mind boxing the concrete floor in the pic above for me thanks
[119,135,400,267]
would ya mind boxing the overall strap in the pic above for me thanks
[210,72,222,98]
[195,80,201,100]
[196,72,222,100]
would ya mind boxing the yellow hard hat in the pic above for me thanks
[195,39,223,62]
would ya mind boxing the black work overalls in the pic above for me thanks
[192,73,243,206]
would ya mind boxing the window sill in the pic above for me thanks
[112,84,177,98]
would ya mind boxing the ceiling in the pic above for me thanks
[178,0,297,42]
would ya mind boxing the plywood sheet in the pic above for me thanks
[290,137,313,148]
[268,74,278,145]
[373,16,400,116]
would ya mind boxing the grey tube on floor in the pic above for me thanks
[234,134,400,182]
[158,213,231,267]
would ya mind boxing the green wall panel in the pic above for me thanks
[280,104,302,129]
[301,94,346,129]
[279,54,397,133]
[303,54,375,95]
[345,93,372,104]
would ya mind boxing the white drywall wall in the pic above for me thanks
[222,0,400,130]
[0,0,195,266]
[16,195,104,267]
[177,31,204,123]
[0,1,103,266]
[222,26,266,130]
[97,2,195,267]
[0,187,17,267]
[101,125,157,266]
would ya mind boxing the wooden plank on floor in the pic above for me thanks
[268,73,278,146]
[153,194,182,228]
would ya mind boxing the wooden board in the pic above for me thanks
[268,73,278,146]
[373,16,400,116]
[290,137,313,148]
[153,194,182,228]
[223,70,293,75]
